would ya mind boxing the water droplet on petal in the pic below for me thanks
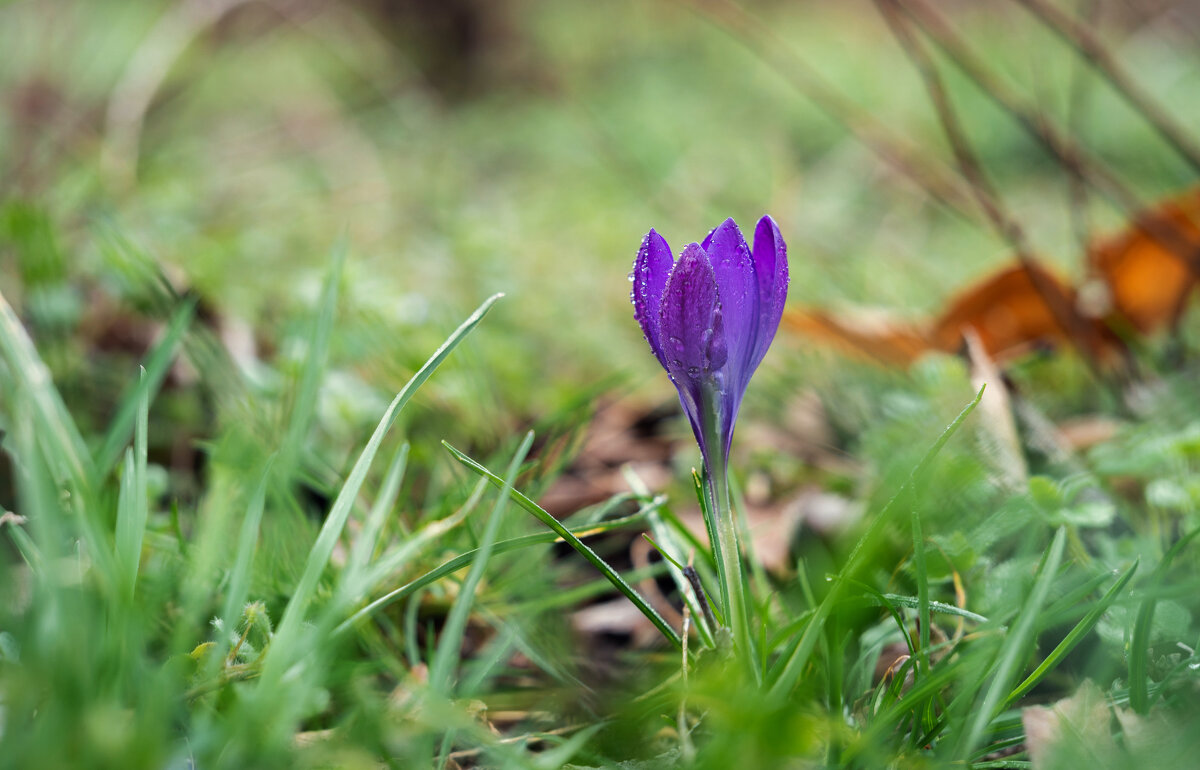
[686,366,700,378]
[668,336,684,353]
[627,271,636,282]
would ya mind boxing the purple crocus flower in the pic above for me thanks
[631,216,789,473]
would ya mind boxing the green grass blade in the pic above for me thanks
[1005,558,1138,707]
[876,593,989,624]
[3,516,41,571]
[0,289,93,491]
[276,241,345,484]
[341,442,410,596]
[503,562,667,615]
[531,722,607,769]
[337,503,657,635]
[443,441,683,650]
[911,504,930,676]
[429,430,534,694]
[95,300,194,478]
[359,476,487,592]
[955,525,1067,759]
[262,293,504,680]
[113,370,150,603]
[647,513,717,648]
[357,442,411,563]
[694,468,729,620]
[841,579,917,653]
[1130,525,1200,713]
[1039,570,1115,625]
[623,466,716,646]
[768,385,984,699]
[219,462,272,641]
[113,449,138,599]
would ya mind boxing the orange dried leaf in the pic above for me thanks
[1087,187,1200,334]
[929,264,1110,362]
[782,307,932,366]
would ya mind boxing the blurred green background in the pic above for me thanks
[6,2,1200,767]
[6,0,1199,438]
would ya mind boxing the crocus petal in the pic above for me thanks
[632,217,787,474]
[748,215,789,375]
[658,243,728,386]
[703,218,758,381]
[631,229,673,368]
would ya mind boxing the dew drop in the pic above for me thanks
[686,366,700,378]
[668,336,685,353]
[627,271,636,282]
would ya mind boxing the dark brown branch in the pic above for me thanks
[875,0,1107,372]
[1011,0,1200,175]
[894,0,1200,283]
[1063,0,1100,258]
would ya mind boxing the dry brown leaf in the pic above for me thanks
[571,598,659,647]
[784,264,1121,367]
[782,188,1200,369]
[536,399,674,516]
[1087,186,1200,334]
[1054,416,1122,452]
[782,306,933,367]
[929,263,1114,362]
[963,328,1027,488]
[1022,680,1115,769]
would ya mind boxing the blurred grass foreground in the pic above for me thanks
[4,0,1200,767]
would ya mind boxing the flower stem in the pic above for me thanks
[700,396,750,668]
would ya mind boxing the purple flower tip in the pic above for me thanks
[631,216,789,466]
